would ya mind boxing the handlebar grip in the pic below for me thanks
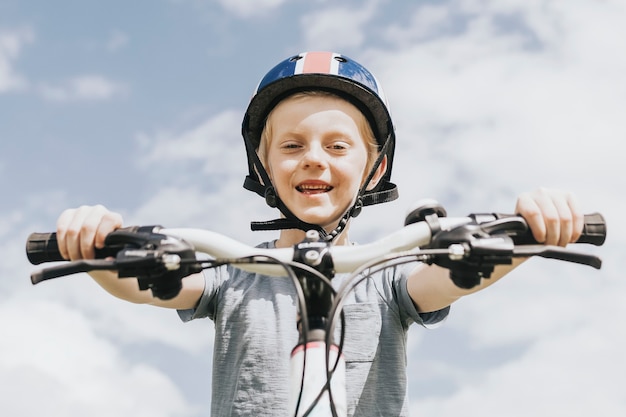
[26,232,64,265]
[507,213,607,246]
[25,232,121,265]
[578,213,607,245]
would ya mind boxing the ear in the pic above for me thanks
[365,155,388,191]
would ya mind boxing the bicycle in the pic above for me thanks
[26,200,606,417]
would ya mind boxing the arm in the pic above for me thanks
[56,205,204,310]
[406,188,584,313]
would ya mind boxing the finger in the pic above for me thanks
[78,205,113,259]
[58,205,94,260]
[544,190,585,246]
[56,208,77,260]
[73,206,98,260]
[515,192,547,243]
[567,192,584,243]
[552,195,574,247]
[532,189,562,246]
[94,210,124,249]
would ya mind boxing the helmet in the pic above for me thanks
[241,51,398,237]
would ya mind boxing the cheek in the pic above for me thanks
[343,157,369,183]
[266,157,295,185]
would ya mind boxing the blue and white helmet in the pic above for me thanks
[242,51,397,208]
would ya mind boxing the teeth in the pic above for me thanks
[297,184,332,192]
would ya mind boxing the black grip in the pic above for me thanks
[25,232,121,265]
[26,232,64,265]
[578,213,607,246]
[499,213,607,246]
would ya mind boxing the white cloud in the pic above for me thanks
[3,193,209,416]
[133,109,279,242]
[368,0,626,210]
[300,3,377,51]
[359,1,626,415]
[0,108,277,415]
[0,298,196,417]
[137,110,242,170]
[39,75,126,102]
[413,296,626,416]
[0,27,33,93]
[384,4,455,46]
[217,0,288,18]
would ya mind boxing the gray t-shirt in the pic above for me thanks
[179,242,449,416]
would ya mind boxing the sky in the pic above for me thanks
[1,0,625,415]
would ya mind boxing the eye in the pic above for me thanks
[280,141,302,150]
[329,141,350,151]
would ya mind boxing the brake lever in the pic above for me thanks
[513,245,602,269]
[29,244,171,284]
[31,259,117,284]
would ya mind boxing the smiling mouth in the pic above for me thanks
[296,184,334,194]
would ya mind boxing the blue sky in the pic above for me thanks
[1,1,625,416]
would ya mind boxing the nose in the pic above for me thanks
[301,143,328,169]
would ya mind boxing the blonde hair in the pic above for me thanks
[258,91,379,176]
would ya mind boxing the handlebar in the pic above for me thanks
[24,202,607,417]
[25,201,606,297]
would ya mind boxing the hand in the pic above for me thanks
[56,205,124,260]
[515,188,584,247]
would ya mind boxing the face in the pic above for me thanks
[262,94,384,231]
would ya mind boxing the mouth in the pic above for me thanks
[296,182,334,194]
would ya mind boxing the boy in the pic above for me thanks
[56,52,583,416]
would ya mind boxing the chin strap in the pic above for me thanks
[250,190,363,243]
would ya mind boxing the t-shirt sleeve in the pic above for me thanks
[177,241,272,323]
[177,267,223,322]
[394,263,450,329]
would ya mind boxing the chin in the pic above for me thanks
[297,213,342,230]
